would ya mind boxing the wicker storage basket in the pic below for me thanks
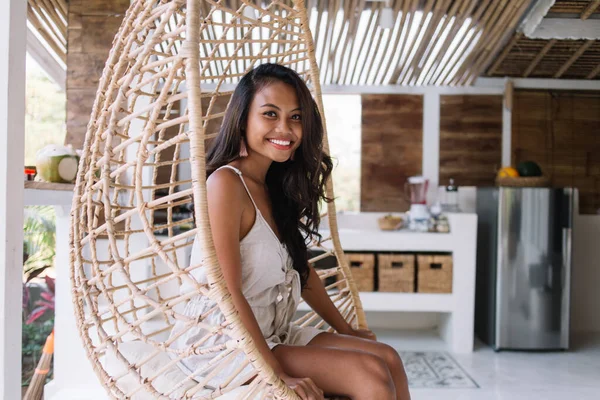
[496,176,550,187]
[417,254,453,293]
[308,248,338,287]
[378,254,415,292]
[346,253,375,292]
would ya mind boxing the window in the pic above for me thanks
[321,94,361,212]
[24,54,66,166]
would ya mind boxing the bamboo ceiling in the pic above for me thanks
[485,1,600,80]
[27,0,68,64]
[303,0,533,86]
[154,0,535,87]
[25,0,539,86]
[548,0,600,18]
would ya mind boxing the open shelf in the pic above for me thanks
[373,328,449,352]
[298,292,454,313]
[24,181,74,206]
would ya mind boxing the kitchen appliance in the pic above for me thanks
[475,187,573,351]
[405,176,430,228]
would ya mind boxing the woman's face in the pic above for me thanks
[244,80,303,163]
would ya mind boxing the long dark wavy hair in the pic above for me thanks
[205,63,334,290]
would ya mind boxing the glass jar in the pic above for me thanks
[443,178,460,212]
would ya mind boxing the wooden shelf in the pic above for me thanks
[24,181,75,191]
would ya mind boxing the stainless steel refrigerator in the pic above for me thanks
[475,187,573,351]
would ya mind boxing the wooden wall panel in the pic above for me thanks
[361,95,422,212]
[65,0,129,149]
[154,94,231,194]
[439,95,503,187]
[511,91,552,169]
[203,94,232,152]
[512,90,600,214]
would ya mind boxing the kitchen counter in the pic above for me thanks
[316,212,476,252]
[302,211,478,353]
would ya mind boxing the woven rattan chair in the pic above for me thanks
[70,0,367,398]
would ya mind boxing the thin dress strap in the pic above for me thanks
[216,165,259,211]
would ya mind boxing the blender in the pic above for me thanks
[405,176,430,231]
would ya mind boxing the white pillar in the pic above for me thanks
[43,204,106,400]
[0,0,27,398]
[423,92,440,204]
[502,79,513,167]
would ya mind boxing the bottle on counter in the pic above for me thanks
[442,178,460,213]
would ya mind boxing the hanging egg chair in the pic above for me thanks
[70,0,367,398]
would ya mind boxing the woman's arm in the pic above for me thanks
[207,170,286,377]
[300,264,353,335]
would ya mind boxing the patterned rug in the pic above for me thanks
[400,351,479,389]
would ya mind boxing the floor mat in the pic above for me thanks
[399,351,479,389]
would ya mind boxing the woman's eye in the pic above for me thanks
[292,114,301,121]
[263,111,276,117]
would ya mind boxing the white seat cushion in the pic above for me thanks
[104,341,265,399]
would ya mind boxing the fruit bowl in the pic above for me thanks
[496,161,548,187]
[495,175,550,187]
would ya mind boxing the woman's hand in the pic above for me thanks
[344,327,377,341]
[280,373,325,400]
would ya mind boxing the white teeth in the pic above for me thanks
[268,139,291,146]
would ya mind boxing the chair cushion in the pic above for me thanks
[104,341,265,399]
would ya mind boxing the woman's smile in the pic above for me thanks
[267,138,294,150]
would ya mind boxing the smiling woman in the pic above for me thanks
[206,63,333,293]
[180,63,410,400]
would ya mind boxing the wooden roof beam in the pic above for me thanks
[457,0,531,86]
[488,32,522,75]
[523,39,555,77]
[554,40,593,78]
[26,25,65,90]
[586,63,600,79]
[581,0,600,20]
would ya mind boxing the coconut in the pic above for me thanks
[35,144,80,183]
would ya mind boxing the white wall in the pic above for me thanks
[571,215,600,333]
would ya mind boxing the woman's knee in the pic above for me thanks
[379,343,406,372]
[360,352,394,386]
[351,352,395,399]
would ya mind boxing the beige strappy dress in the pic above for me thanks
[169,165,324,387]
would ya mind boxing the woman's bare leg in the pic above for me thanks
[271,344,396,400]
[306,332,411,400]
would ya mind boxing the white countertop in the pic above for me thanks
[315,212,477,252]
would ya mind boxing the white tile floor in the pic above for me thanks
[375,329,600,400]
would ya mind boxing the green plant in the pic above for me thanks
[23,206,56,281]
[25,276,55,324]
[22,206,57,386]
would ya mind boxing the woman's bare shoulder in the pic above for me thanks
[206,167,245,210]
